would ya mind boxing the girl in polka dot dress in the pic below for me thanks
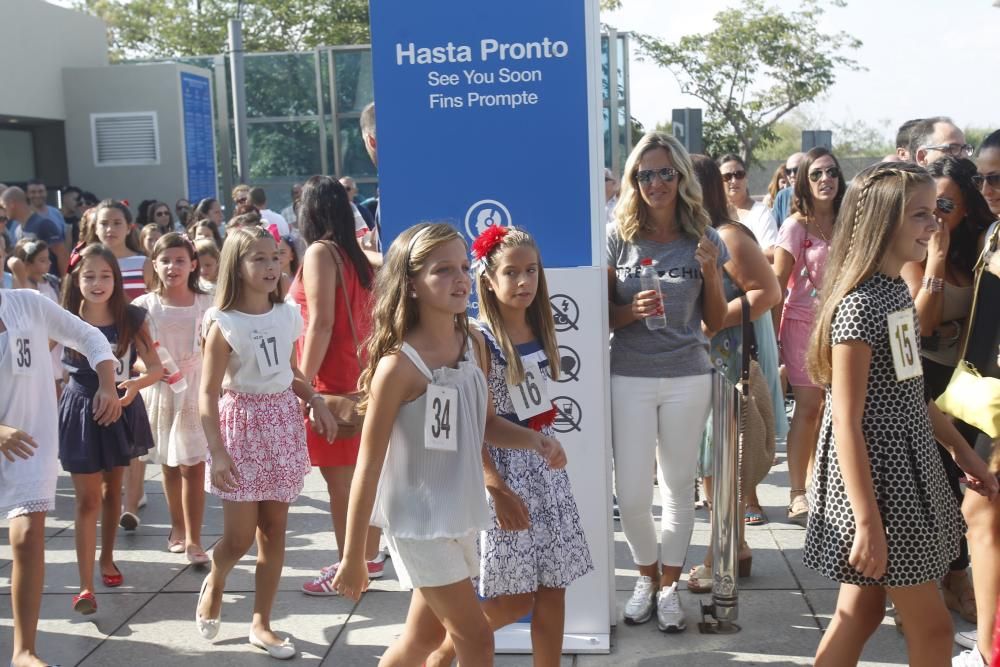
[803,162,997,667]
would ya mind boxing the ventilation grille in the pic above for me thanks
[91,113,160,166]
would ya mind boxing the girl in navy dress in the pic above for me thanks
[59,243,161,614]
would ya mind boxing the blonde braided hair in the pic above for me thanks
[806,162,933,385]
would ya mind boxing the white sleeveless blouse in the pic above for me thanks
[370,339,491,539]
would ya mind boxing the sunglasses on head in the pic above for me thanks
[808,167,840,182]
[636,167,678,185]
[972,172,1000,189]
[721,170,746,183]
[935,197,956,214]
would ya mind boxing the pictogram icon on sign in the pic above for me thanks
[465,199,512,240]
[556,345,580,383]
[549,294,579,332]
[552,396,582,433]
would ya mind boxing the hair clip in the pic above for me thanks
[23,240,41,256]
[471,225,509,262]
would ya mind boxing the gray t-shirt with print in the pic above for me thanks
[606,223,730,378]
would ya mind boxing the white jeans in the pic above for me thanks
[611,373,712,567]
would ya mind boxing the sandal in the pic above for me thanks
[686,564,713,593]
[745,505,767,526]
[685,553,754,594]
[72,591,97,615]
[942,571,977,623]
[787,491,809,526]
[101,563,123,588]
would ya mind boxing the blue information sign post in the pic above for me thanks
[180,72,218,204]
[370,0,613,654]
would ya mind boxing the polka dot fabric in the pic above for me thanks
[803,273,964,587]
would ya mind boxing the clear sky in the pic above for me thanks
[602,0,1000,139]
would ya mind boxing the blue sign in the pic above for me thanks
[180,72,218,204]
[369,1,595,268]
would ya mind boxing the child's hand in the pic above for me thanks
[0,424,38,462]
[537,435,567,469]
[210,450,240,493]
[488,484,530,531]
[955,446,999,502]
[117,379,141,407]
[849,520,887,580]
[332,556,369,601]
[309,401,338,443]
[93,384,123,426]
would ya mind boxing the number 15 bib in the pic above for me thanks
[887,309,922,381]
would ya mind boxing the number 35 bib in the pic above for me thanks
[887,309,922,381]
[8,329,35,376]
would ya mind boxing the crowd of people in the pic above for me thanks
[1,105,1000,667]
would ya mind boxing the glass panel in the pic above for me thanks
[601,35,610,109]
[244,53,318,117]
[338,122,377,178]
[603,106,612,170]
[248,121,321,179]
[334,50,374,114]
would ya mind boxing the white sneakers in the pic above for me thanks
[656,583,686,633]
[955,629,977,650]
[624,576,686,633]
[624,576,656,625]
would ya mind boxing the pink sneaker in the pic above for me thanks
[302,555,387,596]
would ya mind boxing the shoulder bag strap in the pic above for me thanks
[320,241,363,374]
[957,223,1000,361]
[739,294,752,398]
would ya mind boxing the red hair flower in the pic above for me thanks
[528,405,557,432]
[471,225,509,261]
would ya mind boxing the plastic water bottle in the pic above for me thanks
[639,258,667,330]
[154,342,188,394]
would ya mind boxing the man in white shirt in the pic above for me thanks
[249,187,290,237]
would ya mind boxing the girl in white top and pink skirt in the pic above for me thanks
[195,226,337,660]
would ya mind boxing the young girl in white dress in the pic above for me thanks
[0,288,121,667]
[331,223,566,667]
[13,238,64,391]
[133,232,214,564]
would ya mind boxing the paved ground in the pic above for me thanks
[1,440,975,666]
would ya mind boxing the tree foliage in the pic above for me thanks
[74,0,370,61]
[635,0,862,165]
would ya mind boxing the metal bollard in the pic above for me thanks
[699,369,741,634]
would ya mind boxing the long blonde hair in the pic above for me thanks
[358,223,469,414]
[614,132,712,243]
[215,226,283,311]
[806,162,933,385]
[475,228,560,385]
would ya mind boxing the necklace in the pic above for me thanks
[808,217,831,243]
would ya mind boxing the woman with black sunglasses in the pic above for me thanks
[900,156,995,634]
[719,154,780,259]
[772,147,846,527]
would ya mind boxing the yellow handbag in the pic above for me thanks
[935,224,1000,438]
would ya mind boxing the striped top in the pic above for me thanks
[118,254,148,302]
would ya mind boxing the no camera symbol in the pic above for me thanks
[549,294,579,332]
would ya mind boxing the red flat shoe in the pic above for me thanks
[102,563,123,588]
[73,591,97,615]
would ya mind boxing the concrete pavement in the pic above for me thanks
[1,442,975,666]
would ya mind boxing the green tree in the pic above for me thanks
[74,0,370,61]
[634,0,863,165]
